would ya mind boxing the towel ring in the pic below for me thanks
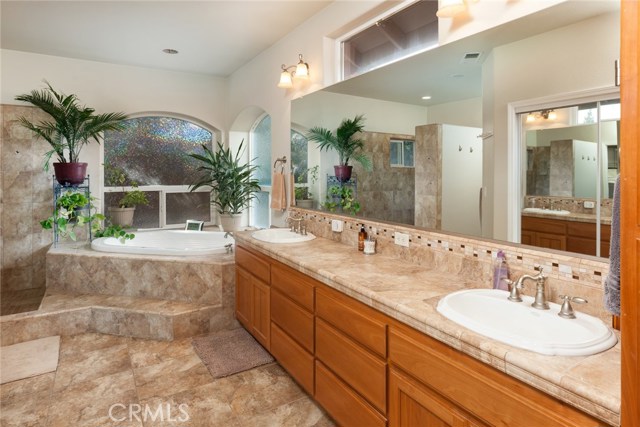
[273,156,287,173]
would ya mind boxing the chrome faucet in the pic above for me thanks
[506,269,547,309]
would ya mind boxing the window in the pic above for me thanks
[249,114,272,228]
[341,1,438,79]
[103,116,216,229]
[291,129,309,183]
[390,139,415,167]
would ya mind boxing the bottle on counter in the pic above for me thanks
[358,224,368,251]
[492,250,510,291]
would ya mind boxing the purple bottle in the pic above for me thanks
[492,250,510,291]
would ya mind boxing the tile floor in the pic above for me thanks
[0,332,334,427]
[0,287,46,316]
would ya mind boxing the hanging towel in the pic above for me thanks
[289,172,296,207]
[270,172,286,210]
[604,175,620,316]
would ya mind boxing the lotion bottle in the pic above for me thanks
[493,250,510,291]
[358,224,367,251]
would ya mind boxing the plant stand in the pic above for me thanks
[326,175,357,202]
[52,176,92,247]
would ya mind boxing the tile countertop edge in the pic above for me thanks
[234,233,621,427]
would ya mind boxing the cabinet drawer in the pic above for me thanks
[521,216,567,235]
[316,318,386,413]
[271,289,314,352]
[567,221,597,239]
[236,246,270,283]
[271,263,315,311]
[270,322,314,395]
[315,361,386,427]
[316,286,387,358]
[389,325,602,427]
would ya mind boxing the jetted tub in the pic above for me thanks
[91,230,233,256]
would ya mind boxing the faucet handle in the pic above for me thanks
[506,279,523,302]
[558,295,587,319]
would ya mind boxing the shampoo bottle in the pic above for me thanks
[358,225,367,251]
[493,250,510,291]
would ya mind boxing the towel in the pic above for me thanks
[290,172,296,207]
[604,175,620,316]
[270,172,286,210]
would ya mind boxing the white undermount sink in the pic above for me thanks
[251,228,316,244]
[437,289,617,356]
[522,207,571,216]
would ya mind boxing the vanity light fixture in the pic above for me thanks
[526,109,557,122]
[436,0,467,18]
[277,54,309,88]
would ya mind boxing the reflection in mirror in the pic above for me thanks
[520,100,619,258]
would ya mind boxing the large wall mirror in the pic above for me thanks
[291,0,619,259]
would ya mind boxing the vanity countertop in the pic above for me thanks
[235,231,620,427]
[522,210,612,225]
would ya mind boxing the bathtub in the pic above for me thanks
[91,230,233,256]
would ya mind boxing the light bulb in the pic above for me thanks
[548,111,557,120]
[277,71,293,88]
[526,114,535,123]
[436,0,466,18]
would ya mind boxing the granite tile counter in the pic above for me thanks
[522,210,612,225]
[234,231,620,426]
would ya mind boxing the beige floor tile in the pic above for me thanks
[235,396,334,427]
[133,353,212,400]
[59,333,130,361]
[53,344,131,392]
[127,337,196,369]
[0,372,55,401]
[0,389,51,427]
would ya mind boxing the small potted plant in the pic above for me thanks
[14,81,128,185]
[294,165,319,209]
[40,191,105,241]
[306,114,372,182]
[189,141,261,232]
[104,165,149,228]
[323,185,361,215]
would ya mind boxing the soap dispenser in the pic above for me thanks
[492,250,510,291]
[358,224,368,251]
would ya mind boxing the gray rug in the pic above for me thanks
[192,328,274,379]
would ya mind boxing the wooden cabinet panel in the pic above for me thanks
[270,322,314,395]
[251,279,270,349]
[316,318,386,413]
[271,289,314,352]
[271,263,315,311]
[316,286,387,358]
[567,236,597,256]
[522,216,567,235]
[389,325,603,427]
[389,367,486,427]
[315,361,386,427]
[235,267,252,329]
[521,230,534,246]
[236,246,270,283]
[536,231,567,251]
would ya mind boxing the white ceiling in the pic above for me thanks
[1,1,333,76]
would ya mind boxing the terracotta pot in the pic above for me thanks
[219,213,243,232]
[108,207,136,228]
[334,165,353,182]
[53,162,88,186]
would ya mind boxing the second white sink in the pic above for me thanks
[437,289,617,356]
[252,228,316,244]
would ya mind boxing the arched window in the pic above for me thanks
[102,116,218,229]
[249,114,272,228]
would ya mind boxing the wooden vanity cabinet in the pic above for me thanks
[521,216,611,257]
[235,246,270,350]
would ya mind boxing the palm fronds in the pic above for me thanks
[305,114,371,171]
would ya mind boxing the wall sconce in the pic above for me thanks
[277,54,309,88]
[526,109,557,122]
[436,0,467,18]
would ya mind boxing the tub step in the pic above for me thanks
[0,292,238,346]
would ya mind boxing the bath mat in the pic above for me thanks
[0,336,60,384]
[192,328,274,379]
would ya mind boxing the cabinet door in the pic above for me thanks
[535,231,567,251]
[252,278,270,349]
[520,230,535,246]
[235,267,252,328]
[390,367,483,427]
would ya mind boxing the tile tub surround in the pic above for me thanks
[235,226,620,426]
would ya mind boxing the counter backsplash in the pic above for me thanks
[524,195,613,217]
[290,207,612,323]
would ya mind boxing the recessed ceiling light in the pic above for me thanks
[162,48,179,55]
[421,96,432,100]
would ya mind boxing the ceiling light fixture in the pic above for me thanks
[421,96,432,100]
[436,0,467,18]
[162,48,179,55]
[278,54,310,88]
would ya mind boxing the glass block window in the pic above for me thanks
[390,139,415,167]
[250,115,272,186]
[250,191,270,229]
[291,129,309,183]
[341,1,439,80]
[103,116,217,229]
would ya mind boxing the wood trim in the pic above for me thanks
[620,1,640,426]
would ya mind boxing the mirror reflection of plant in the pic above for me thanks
[40,192,105,241]
[188,141,261,215]
[104,164,149,208]
[323,185,361,215]
[294,165,319,200]
[306,115,372,171]
[94,224,135,243]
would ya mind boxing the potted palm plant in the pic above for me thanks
[306,114,372,182]
[189,141,261,232]
[104,164,149,227]
[14,81,128,185]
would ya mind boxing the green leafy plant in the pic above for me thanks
[104,164,149,208]
[15,81,128,170]
[94,224,135,243]
[40,192,105,241]
[188,141,261,215]
[323,185,361,215]
[306,115,372,170]
[294,165,319,200]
